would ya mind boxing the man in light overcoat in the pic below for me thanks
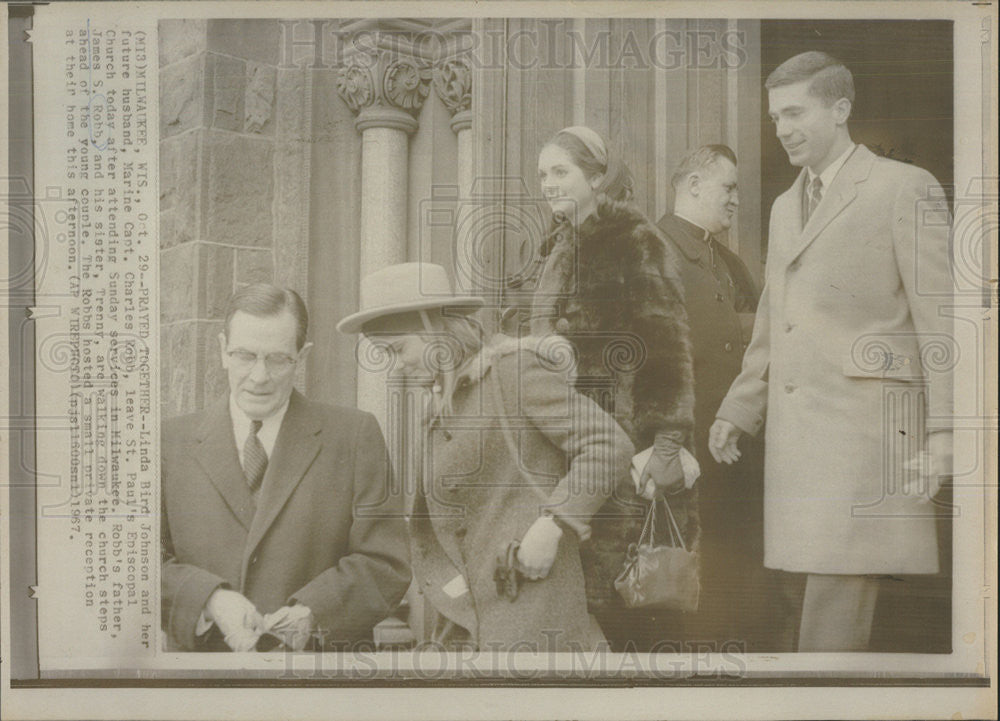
[709,52,953,651]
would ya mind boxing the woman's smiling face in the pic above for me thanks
[538,144,600,223]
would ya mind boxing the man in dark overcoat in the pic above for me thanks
[161,284,410,651]
[657,145,768,649]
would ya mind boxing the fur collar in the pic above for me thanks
[542,198,655,257]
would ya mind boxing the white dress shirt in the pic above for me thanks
[807,143,857,200]
[229,394,289,468]
[195,395,291,638]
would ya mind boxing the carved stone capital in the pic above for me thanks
[432,56,472,116]
[355,106,418,134]
[450,109,472,134]
[336,47,432,127]
[335,54,377,113]
[384,58,433,112]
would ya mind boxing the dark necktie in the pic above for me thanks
[805,175,823,224]
[243,419,267,492]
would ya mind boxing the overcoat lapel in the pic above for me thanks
[194,399,256,531]
[783,145,873,266]
[242,390,323,574]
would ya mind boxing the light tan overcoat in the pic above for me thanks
[718,145,953,574]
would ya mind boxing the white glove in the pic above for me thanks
[262,604,314,651]
[517,514,563,580]
[204,588,264,652]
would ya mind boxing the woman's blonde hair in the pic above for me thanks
[424,313,485,417]
[362,309,486,419]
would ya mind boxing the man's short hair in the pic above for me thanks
[224,283,309,350]
[671,144,738,190]
[765,51,855,105]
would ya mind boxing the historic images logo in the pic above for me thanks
[277,20,748,72]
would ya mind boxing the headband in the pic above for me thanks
[557,126,609,166]
[547,125,634,207]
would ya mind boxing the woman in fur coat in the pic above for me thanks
[518,126,697,651]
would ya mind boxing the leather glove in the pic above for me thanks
[639,430,686,497]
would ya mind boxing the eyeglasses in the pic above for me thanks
[226,349,298,375]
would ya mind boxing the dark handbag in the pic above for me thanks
[613,494,700,613]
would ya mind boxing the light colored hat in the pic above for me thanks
[336,262,484,334]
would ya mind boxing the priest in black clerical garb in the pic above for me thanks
[656,144,768,650]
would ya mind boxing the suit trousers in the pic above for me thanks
[779,572,881,651]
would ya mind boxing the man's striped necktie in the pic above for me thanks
[805,175,823,224]
[243,419,267,492]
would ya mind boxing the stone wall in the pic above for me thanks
[159,20,284,417]
[158,18,761,418]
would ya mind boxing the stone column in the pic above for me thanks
[357,111,414,276]
[432,57,477,292]
[158,20,281,416]
[336,45,431,417]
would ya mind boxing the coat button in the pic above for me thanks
[249,554,258,565]
[555,317,570,333]
[724,342,733,352]
[788,260,800,271]
[784,322,794,333]
[784,383,796,394]
[715,293,725,302]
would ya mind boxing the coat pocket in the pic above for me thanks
[842,334,925,380]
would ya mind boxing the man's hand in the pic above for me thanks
[264,604,314,651]
[517,515,563,580]
[204,588,264,652]
[708,419,743,464]
[929,431,953,480]
[638,450,685,499]
[902,432,953,503]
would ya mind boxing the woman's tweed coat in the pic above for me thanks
[409,336,634,651]
[528,199,697,610]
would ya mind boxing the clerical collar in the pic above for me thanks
[672,212,712,242]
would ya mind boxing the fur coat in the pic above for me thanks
[525,199,698,611]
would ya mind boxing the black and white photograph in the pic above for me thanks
[1,2,996,720]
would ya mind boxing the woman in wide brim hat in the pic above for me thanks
[338,262,633,651]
